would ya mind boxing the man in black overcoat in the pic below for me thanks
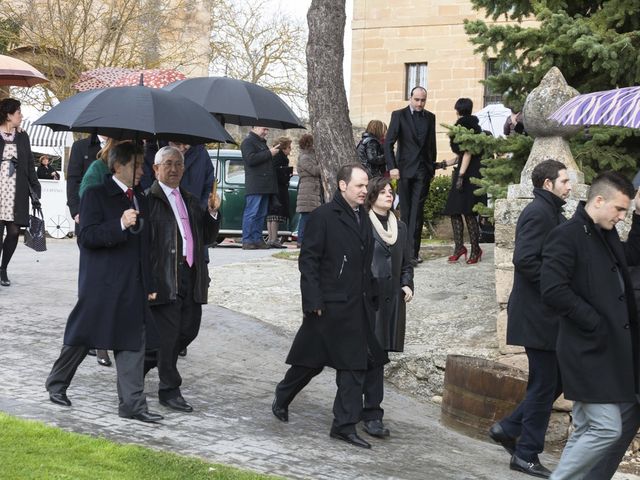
[240,126,279,249]
[541,172,640,479]
[272,164,388,449]
[66,134,102,229]
[384,86,437,265]
[143,146,221,413]
[488,160,571,478]
[46,143,163,423]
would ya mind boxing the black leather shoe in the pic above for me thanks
[124,411,164,423]
[510,454,551,478]
[178,347,187,357]
[330,431,371,449]
[363,419,390,438]
[0,268,10,286]
[160,396,193,412]
[49,392,72,407]
[489,422,516,455]
[87,349,97,356]
[272,398,288,422]
[96,350,112,367]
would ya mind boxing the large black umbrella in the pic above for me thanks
[163,76,305,129]
[34,85,234,144]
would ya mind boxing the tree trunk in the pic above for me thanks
[307,0,357,199]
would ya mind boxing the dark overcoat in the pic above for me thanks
[146,181,220,305]
[179,144,215,210]
[0,131,41,226]
[240,131,277,195]
[63,176,157,351]
[286,192,388,370]
[384,105,437,179]
[506,188,566,350]
[66,135,100,219]
[370,218,414,352]
[541,203,640,403]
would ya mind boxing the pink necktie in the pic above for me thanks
[172,189,193,266]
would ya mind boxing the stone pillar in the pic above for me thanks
[494,67,588,355]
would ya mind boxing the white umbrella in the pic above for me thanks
[475,103,511,137]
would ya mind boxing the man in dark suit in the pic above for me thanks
[541,172,640,479]
[489,160,571,478]
[240,126,280,249]
[385,86,437,265]
[66,134,102,228]
[272,164,388,449]
[144,146,221,413]
[46,142,163,423]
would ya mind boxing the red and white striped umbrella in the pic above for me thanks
[73,67,134,92]
[549,86,640,129]
[112,68,186,89]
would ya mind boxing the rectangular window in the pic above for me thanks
[484,59,509,106]
[405,63,428,100]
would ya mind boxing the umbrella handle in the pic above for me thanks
[128,216,145,235]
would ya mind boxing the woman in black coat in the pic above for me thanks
[361,176,413,435]
[356,120,387,178]
[0,98,41,286]
[440,98,485,265]
[266,136,293,248]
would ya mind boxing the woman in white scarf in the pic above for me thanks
[361,176,414,439]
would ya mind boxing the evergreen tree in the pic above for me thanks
[459,0,640,217]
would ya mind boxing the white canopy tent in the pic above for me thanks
[22,111,75,238]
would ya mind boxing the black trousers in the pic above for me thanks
[45,328,148,417]
[398,174,431,258]
[275,365,366,434]
[500,348,562,462]
[362,365,385,421]
[145,262,202,401]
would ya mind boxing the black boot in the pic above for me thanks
[0,268,10,286]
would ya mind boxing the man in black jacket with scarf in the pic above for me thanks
[144,146,221,413]
[272,164,388,449]
[541,172,640,479]
[489,160,571,478]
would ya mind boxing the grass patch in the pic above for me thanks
[272,250,299,261]
[0,413,280,480]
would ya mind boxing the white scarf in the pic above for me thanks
[368,209,398,245]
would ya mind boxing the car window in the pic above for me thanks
[226,159,245,185]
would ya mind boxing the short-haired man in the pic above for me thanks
[143,146,221,413]
[272,164,388,449]
[489,160,571,478]
[385,86,437,265]
[46,143,163,423]
[240,126,280,249]
[541,171,640,479]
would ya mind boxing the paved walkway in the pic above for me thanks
[0,239,637,479]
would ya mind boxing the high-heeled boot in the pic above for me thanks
[0,268,10,286]
[448,246,467,262]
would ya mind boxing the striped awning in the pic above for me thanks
[22,118,72,148]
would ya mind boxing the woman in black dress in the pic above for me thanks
[440,98,485,264]
[266,136,293,248]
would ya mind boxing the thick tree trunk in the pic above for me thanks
[307,0,358,199]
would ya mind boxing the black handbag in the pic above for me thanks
[24,207,47,252]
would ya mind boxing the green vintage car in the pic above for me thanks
[209,149,300,242]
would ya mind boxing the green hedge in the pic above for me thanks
[423,175,451,236]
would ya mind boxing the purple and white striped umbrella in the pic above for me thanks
[549,86,640,129]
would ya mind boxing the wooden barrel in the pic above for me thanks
[441,354,527,440]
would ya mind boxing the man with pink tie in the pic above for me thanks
[144,146,221,413]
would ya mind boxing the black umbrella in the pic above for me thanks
[163,76,305,129]
[34,85,235,144]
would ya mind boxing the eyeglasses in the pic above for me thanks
[160,161,184,169]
